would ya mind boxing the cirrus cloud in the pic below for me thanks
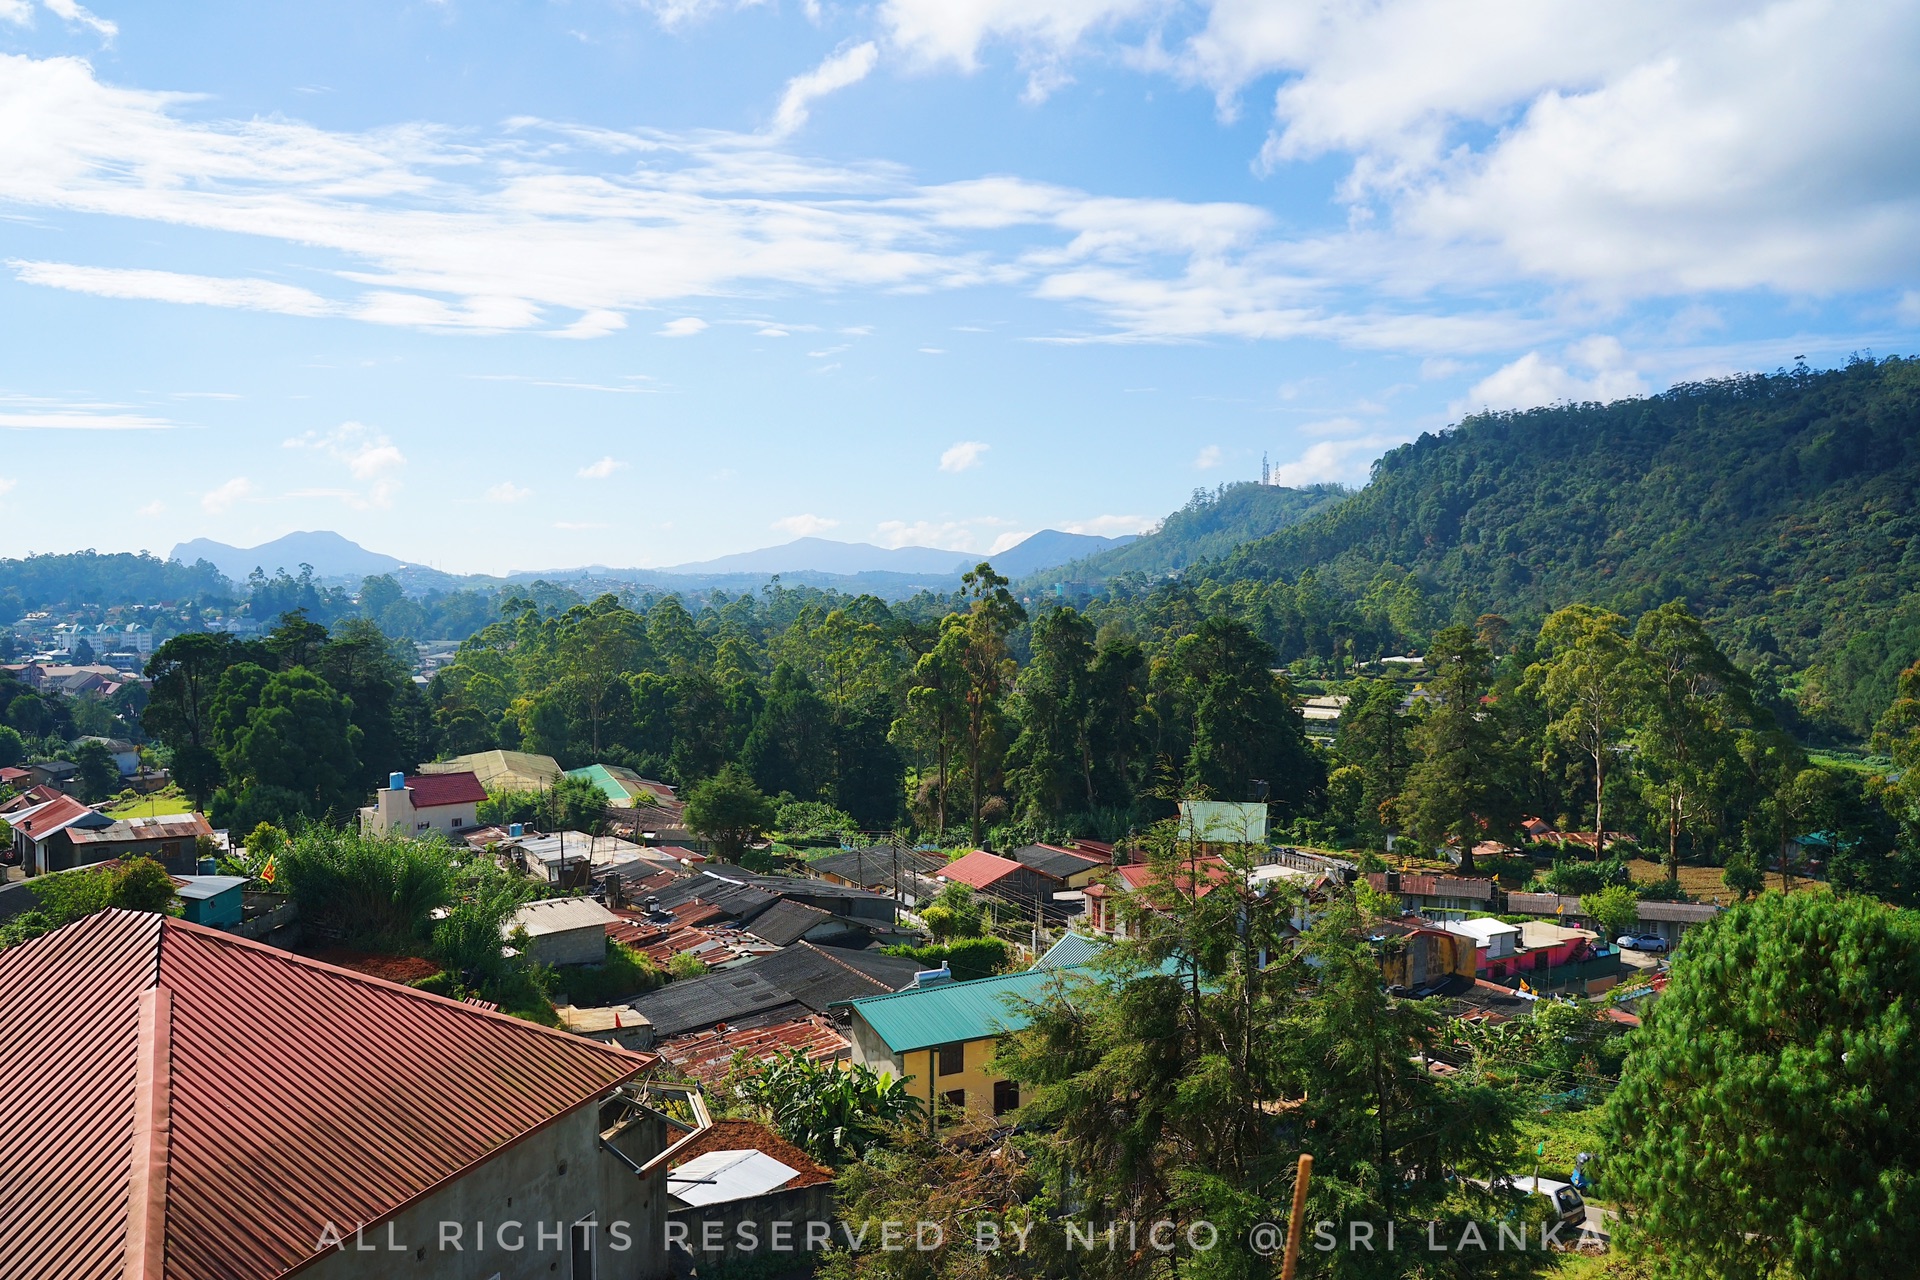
[939,440,990,472]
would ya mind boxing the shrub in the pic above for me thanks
[110,857,179,914]
[549,942,661,1006]
[884,936,1009,982]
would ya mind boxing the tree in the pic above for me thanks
[894,636,965,837]
[1335,676,1414,840]
[72,739,120,802]
[1154,615,1320,813]
[221,668,364,824]
[949,564,1027,844]
[143,631,255,808]
[1632,603,1751,885]
[683,764,776,862]
[1529,605,1641,859]
[1581,883,1640,941]
[1604,892,1920,1278]
[110,857,179,914]
[0,724,25,768]
[740,663,836,802]
[1399,624,1512,874]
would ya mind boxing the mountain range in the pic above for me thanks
[168,527,1137,590]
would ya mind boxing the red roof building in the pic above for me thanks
[0,909,676,1280]
[359,769,487,840]
[8,792,113,874]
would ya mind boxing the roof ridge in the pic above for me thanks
[123,984,173,1280]
[794,941,889,993]
[849,962,1083,1004]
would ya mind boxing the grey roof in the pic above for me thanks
[629,968,805,1038]
[1636,900,1722,923]
[172,875,249,901]
[751,942,921,1008]
[0,879,40,926]
[510,896,619,937]
[628,941,921,1037]
[806,846,945,885]
[1506,892,1585,916]
[647,873,783,923]
[745,900,834,947]
[1010,844,1107,881]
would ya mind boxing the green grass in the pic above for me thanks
[106,786,194,819]
[1515,1103,1610,1182]
[1808,748,1892,775]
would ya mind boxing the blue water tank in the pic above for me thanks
[509,822,524,837]
[197,856,218,875]
[389,771,406,791]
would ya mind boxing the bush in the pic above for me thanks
[279,827,454,950]
[1543,855,1631,895]
[667,951,706,980]
[110,857,179,914]
[548,942,661,1006]
[884,936,1009,982]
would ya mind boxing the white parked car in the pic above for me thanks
[1616,933,1669,952]
[1470,1175,1589,1229]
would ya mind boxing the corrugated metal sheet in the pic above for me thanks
[669,1150,801,1207]
[844,966,1083,1054]
[656,1016,849,1084]
[0,909,654,1280]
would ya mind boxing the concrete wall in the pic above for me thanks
[669,1183,835,1266]
[301,1101,670,1280]
[529,924,610,968]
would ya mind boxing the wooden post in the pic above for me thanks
[1281,1153,1313,1280]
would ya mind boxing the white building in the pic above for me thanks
[359,770,485,838]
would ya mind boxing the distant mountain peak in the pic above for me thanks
[170,531,406,584]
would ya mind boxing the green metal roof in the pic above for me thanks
[566,763,640,806]
[1035,932,1109,969]
[843,966,1085,1054]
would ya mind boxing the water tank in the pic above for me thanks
[389,771,406,791]
[197,856,218,875]
[509,822,524,838]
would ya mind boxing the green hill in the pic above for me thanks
[1044,482,1349,582]
[1217,356,1920,738]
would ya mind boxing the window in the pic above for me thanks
[942,1088,966,1110]
[416,821,429,830]
[570,1222,595,1279]
[936,1042,965,1076]
[993,1079,1020,1116]
[451,817,463,828]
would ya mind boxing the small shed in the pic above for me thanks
[173,875,250,929]
[508,896,618,966]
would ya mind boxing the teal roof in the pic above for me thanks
[1035,932,1109,969]
[843,966,1084,1054]
[566,763,647,806]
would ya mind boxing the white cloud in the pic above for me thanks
[40,0,114,39]
[0,1,30,25]
[485,482,532,503]
[940,440,990,472]
[1061,513,1153,536]
[283,421,407,506]
[1459,336,1649,413]
[772,513,841,537]
[988,529,1035,554]
[0,408,173,429]
[0,476,15,496]
[136,499,163,516]
[1269,435,1408,487]
[8,262,331,314]
[657,317,708,338]
[578,455,627,479]
[554,520,611,530]
[757,326,790,337]
[1193,443,1222,469]
[770,43,879,139]
[202,476,257,514]
[874,519,984,550]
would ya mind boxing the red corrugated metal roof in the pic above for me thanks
[404,770,488,808]
[937,849,1024,888]
[656,1017,850,1086]
[0,909,654,1280]
[11,792,97,839]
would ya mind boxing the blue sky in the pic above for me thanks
[2,0,1917,574]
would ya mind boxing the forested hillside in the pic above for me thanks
[1044,481,1348,582]
[1217,357,1920,738]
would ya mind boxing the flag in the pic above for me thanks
[259,853,276,886]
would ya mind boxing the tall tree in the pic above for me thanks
[223,668,365,823]
[142,631,254,808]
[1528,605,1641,859]
[1632,602,1752,885]
[1399,624,1510,874]
[1604,892,1920,1279]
